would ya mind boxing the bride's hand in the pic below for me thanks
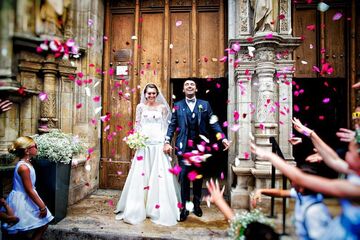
[163,143,172,154]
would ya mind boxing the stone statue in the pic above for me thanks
[37,0,71,36]
[250,0,274,32]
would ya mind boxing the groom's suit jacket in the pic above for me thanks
[165,99,225,155]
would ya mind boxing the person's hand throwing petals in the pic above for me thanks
[288,137,302,145]
[292,117,313,137]
[336,128,355,143]
[250,142,268,159]
[250,190,262,208]
[352,82,360,89]
[205,178,225,205]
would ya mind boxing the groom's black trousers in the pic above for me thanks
[178,156,203,208]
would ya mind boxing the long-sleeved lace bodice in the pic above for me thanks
[135,103,169,144]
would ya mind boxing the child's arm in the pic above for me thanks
[251,189,291,208]
[250,142,360,198]
[18,165,47,217]
[206,178,234,220]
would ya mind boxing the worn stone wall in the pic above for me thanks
[0,0,104,206]
[227,0,300,210]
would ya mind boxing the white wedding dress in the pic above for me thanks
[115,103,180,226]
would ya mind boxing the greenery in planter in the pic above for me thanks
[33,130,86,164]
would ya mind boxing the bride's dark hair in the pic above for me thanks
[143,83,159,97]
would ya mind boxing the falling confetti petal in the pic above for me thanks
[322,98,330,103]
[319,115,325,120]
[317,2,329,12]
[248,46,255,57]
[294,104,300,112]
[301,60,308,65]
[85,164,91,171]
[244,152,250,159]
[187,171,198,181]
[185,201,194,212]
[209,115,218,124]
[76,103,83,109]
[332,12,343,21]
[39,92,48,101]
[85,87,91,97]
[176,20,182,27]
[199,135,210,143]
[93,96,100,102]
[169,164,182,175]
[137,155,143,161]
[155,204,160,209]
[220,172,224,180]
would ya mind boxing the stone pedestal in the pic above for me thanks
[231,166,254,209]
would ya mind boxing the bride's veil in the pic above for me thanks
[140,83,172,129]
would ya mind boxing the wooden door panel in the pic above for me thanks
[101,13,134,189]
[293,8,317,78]
[170,12,191,78]
[140,13,164,88]
[198,11,220,78]
[325,8,345,78]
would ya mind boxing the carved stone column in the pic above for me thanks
[40,59,58,132]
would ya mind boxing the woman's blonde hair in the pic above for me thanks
[8,136,35,158]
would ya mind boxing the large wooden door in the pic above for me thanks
[292,1,353,169]
[101,0,226,189]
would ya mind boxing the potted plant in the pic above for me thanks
[32,130,86,224]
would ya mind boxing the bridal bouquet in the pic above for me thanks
[123,132,148,150]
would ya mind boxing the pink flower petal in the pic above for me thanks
[187,170,198,181]
[244,152,250,159]
[76,103,83,109]
[322,98,330,104]
[220,172,224,180]
[212,143,219,151]
[177,202,183,209]
[137,155,144,161]
[155,204,160,209]
[39,92,48,101]
[176,20,182,27]
[294,104,300,112]
[332,12,343,21]
[169,164,182,175]
[93,96,101,102]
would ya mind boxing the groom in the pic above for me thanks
[163,79,230,221]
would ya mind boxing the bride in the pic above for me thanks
[114,83,180,226]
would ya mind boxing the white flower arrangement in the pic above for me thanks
[33,130,86,164]
[228,209,274,240]
[123,132,148,150]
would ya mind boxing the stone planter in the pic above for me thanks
[33,159,71,224]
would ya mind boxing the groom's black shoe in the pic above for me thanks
[179,208,189,222]
[193,205,203,217]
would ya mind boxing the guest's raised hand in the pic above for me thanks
[250,142,268,159]
[336,128,355,142]
[205,178,225,205]
[352,82,360,89]
[288,137,302,145]
[306,149,323,163]
[292,118,313,137]
[250,190,263,208]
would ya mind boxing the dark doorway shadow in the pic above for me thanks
[292,78,348,179]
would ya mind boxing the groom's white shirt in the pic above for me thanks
[186,97,196,112]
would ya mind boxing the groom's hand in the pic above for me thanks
[163,143,173,155]
[222,139,231,151]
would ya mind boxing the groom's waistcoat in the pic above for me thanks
[186,106,199,147]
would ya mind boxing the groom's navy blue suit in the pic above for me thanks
[165,98,226,207]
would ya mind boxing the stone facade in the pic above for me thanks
[227,0,301,210]
[0,0,104,206]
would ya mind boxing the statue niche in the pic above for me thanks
[250,0,274,33]
[37,0,71,37]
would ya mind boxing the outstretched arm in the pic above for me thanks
[251,188,291,208]
[206,178,234,220]
[250,142,360,198]
[292,117,351,174]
